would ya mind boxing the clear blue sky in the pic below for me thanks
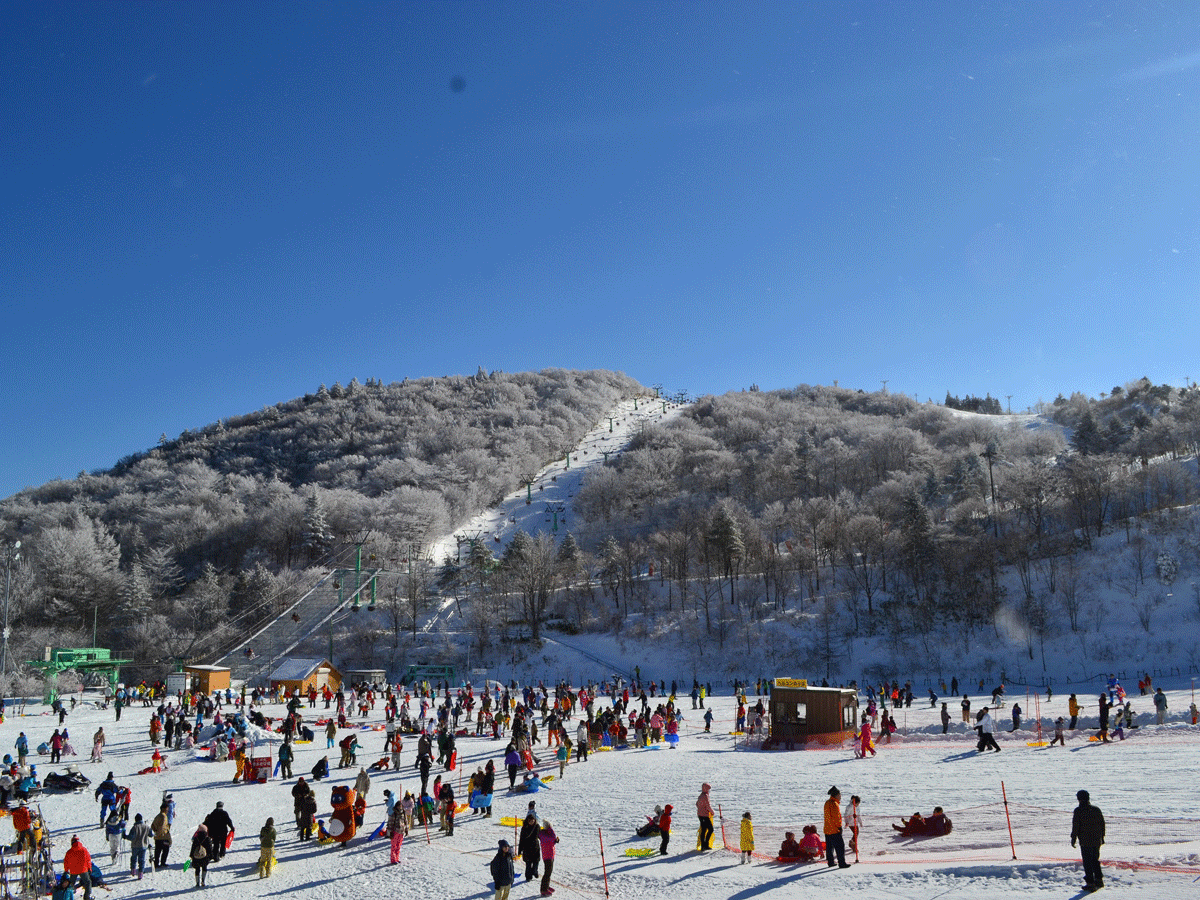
[4,2,1199,499]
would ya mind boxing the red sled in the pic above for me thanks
[225,829,235,851]
[522,750,535,771]
[448,750,458,771]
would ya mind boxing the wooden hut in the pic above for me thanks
[184,664,231,695]
[269,658,341,695]
[767,679,858,750]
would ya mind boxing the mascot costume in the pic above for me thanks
[318,785,358,844]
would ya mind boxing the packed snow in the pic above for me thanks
[3,682,1198,900]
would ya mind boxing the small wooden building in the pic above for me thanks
[269,658,341,695]
[768,679,858,750]
[184,665,231,695]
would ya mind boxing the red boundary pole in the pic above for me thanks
[1001,780,1017,860]
[718,804,728,850]
[598,827,610,898]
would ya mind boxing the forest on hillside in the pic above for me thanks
[542,378,1200,676]
[2,370,1199,687]
[0,368,641,674]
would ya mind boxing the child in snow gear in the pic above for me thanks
[490,840,515,900]
[739,811,754,863]
[257,818,276,878]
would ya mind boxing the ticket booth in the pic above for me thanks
[768,678,858,750]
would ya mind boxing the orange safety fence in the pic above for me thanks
[715,801,1200,876]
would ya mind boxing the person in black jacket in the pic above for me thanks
[490,840,514,900]
[203,803,234,860]
[480,761,496,818]
[311,757,329,781]
[1070,790,1106,892]
[518,812,541,882]
[298,791,318,842]
[188,825,214,888]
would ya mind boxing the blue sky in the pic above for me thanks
[4,2,1199,499]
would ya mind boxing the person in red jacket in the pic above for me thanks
[658,805,673,856]
[63,835,94,900]
[11,801,33,852]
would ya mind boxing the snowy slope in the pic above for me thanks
[5,685,1198,900]
[427,395,682,566]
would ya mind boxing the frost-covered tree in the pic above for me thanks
[301,492,333,562]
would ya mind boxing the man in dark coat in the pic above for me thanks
[1070,789,1105,892]
[203,802,234,860]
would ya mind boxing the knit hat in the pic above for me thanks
[701,782,711,792]
[498,839,510,848]
[1077,790,1090,802]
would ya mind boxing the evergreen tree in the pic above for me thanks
[301,492,333,562]
[1071,411,1104,455]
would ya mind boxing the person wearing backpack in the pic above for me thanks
[189,825,214,888]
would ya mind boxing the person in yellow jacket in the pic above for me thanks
[1068,694,1081,730]
[233,744,247,783]
[824,786,850,868]
[739,812,754,864]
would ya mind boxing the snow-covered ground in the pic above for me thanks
[5,685,1198,900]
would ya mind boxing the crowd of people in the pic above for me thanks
[4,669,1150,898]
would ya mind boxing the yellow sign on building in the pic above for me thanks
[773,677,808,689]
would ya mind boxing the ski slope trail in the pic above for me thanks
[427,395,683,567]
